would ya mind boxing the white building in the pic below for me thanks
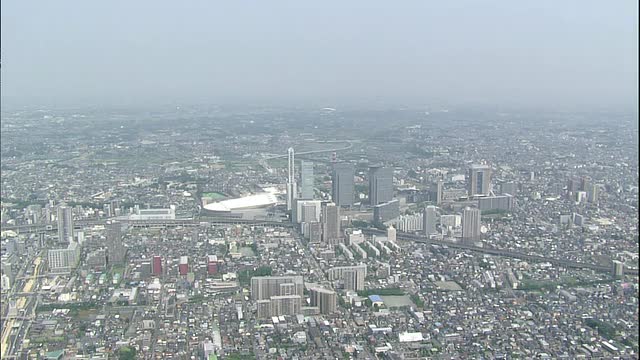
[128,206,176,220]
[48,242,80,274]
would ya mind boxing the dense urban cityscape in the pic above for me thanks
[0,106,637,359]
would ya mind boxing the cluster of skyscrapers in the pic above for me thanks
[287,148,400,244]
[287,148,396,210]
[287,155,496,244]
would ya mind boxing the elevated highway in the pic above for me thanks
[3,219,635,275]
[361,229,638,276]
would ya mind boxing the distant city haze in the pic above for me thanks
[1,0,637,110]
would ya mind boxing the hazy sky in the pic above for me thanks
[1,1,637,109]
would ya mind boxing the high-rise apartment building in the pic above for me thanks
[467,164,492,197]
[567,178,579,196]
[369,166,393,205]
[300,161,314,199]
[250,275,304,300]
[321,202,340,245]
[462,207,481,241]
[309,287,337,314]
[252,275,305,318]
[373,200,400,225]
[286,147,297,211]
[587,184,599,203]
[477,195,514,212]
[436,179,444,204]
[332,162,355,207]
[301,202,321,223]
[440,214,461,229]
[292,199,321,224]
[390,213,423,232]
[327,264,367,291]
[580,176,591,192]
[269,295,302,317]
[57,205,74,243]
[387,225,396,243]
[106,220,126,265]
[423,206,437,235]
[305,221,322,243]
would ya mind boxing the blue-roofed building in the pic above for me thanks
[44,350,64,360]
[369,295,384,306]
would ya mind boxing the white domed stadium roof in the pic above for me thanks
[203,193,278,212]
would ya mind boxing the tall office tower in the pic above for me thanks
[467,164,492,197]
[321,202,340,245]
[152,256,163,276]
[387,225,396,243]
[300,161,314,199]
[106,220,126,265]
[567,178,579,195]
[462,207,481,241]
[369,166,393,205]
[587,184,599,203]
[332,162,355,207]
[57,205,74,243]
[286,147,297,211]
[423,206,437,236]
[436,179,444,204]
[580,176,591,191]
[250,275,304,300]
[309,287,337,314]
